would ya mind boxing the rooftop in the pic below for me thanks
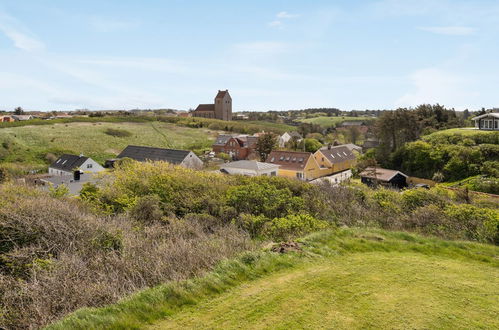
[266,150,312,171]
[359,167,408,182]
[220,160,279,171]
[117,145,191,164]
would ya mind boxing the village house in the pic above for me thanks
[49,154,104,176]
[278,131,303,148]
[41,172,100,195]
[314,145,357,175]
[336,121,369,134]
[472,112,499,131]
[343,143,363,154]
[359,167,408,189]
[265,150,327,181]
[219,160,279,177]
[115,145,203,169]
[0,115,14,122]
[12,114,34,121]
[212,134,258,160]
[191,90,232,121]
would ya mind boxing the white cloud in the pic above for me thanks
[418,26,476,36]
[268,20,283,28]
[0,12,45,51]
[276,11,299,19]
[396,68,477,109]
[89,16,140,32]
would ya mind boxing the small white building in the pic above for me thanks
[278,132,303,148]
[49,154,104,176]
[472,113,499,131]
[220,160,279,177]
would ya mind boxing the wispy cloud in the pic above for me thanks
[418,26,476,36]
[276,11,299,19]
[0,12,45,51]
[268,11,300,29]
[89,16,140,32]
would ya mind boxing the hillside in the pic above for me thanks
[297,116,373,127]
[49,229,499,329]
[0,121,218,174]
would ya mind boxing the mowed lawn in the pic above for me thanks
[297,116,373,127]
[151,252,498,329]
[0,121,218,165]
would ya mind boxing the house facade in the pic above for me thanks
[219,160,279,177]
[212,134,258,160]
[472,113,499,131]
[0,116,14,122]
[265,150,327,181]
[314,145,357,175]
[49,154,104,176]
[278,132,303,148]
[117,145,203,169]
[192,90,232,121]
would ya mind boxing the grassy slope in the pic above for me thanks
[0,122,218,165]
[297,116,373,127]
[423,128,497,137]
[47,229,499,330]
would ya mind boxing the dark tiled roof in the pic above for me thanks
[317,145,356,164]
[50,154,89,172]
[195,104,215,112]
[266,150,312,171]
[215,90,230,99]
[117,145,190,164]
[213,134,237,146]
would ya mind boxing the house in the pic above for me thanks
[310,169,352,186]
[359,167,408,189]
[362,138,379,151]
[265,150,327,181]
[219,160,279,177]
[278,132,303,148]
[472,112,499,131]
[337,121,369,134]
[0,116,14,122]
[192,90,232,121]
[116,145,203,169]
[314,145,357,175]
[212,134,258,160]
[41,172,101,195]
[12,115,33,121]
[49,154,104,176]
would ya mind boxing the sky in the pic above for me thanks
[0,0,498,111]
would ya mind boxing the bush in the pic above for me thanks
[263,213,329,241]
[401,188,446,211]
[444,204,499,243]
[104,128,132,137]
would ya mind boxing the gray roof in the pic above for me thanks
[472,113,499,120]
[50,154,89,172]
[220,160,279,171]
[213,134,237,146]
[359,167,408,182]
[317,145,356,164]
[117,145,191,164]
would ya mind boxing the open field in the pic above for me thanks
[296,116,374,127]
[49,229,499,329]
[0,121,218,169]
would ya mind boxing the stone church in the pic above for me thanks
[192,90,232,121]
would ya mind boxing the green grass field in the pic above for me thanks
[424,127,497,137]
[0,122,218,170]
[296,116,373,127]
[48,229,499,330]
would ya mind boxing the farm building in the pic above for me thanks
[116,145,203,169]
[49,154,104,176]
[359,167,408,189]
[472,112,499,131]
[219,160,279,177]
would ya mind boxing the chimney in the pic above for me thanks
[327,143,332,150]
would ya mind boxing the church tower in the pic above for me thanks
[214,90,232,121]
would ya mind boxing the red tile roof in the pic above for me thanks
[265,150,312,171]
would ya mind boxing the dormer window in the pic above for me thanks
[280,156,284,161]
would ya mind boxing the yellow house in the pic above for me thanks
[265,151,329,180]
[313,145,357,176]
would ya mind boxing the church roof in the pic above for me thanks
[195,104,215,112]
[215,90,230,99]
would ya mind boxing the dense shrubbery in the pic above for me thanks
[1,161,498,328]
[104,128,133,137]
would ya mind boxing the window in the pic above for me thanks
[271,171,276,176]
[296,172,303,179]
[280,156,284,160]
[87,164,93,169]
[270,157,275,162]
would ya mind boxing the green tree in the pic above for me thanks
[256,133,277,161]
[14,107,24,115]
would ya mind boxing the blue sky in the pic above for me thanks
[0,0,498,111]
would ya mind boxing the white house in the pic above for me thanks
[472,113,499,131]
[278,132,303,148]
[49,154,104,176]
[220,160,279,177]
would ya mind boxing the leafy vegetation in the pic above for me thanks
[297,116,373,127]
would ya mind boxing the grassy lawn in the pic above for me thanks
[48,229,499,330]
[424,127,498,137]
[296,116,373,127]
[0,122,218,171]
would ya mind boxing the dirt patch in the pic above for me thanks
[271,241,302,254]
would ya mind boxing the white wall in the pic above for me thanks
[180,152,204,170]
[80,158,105,173]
